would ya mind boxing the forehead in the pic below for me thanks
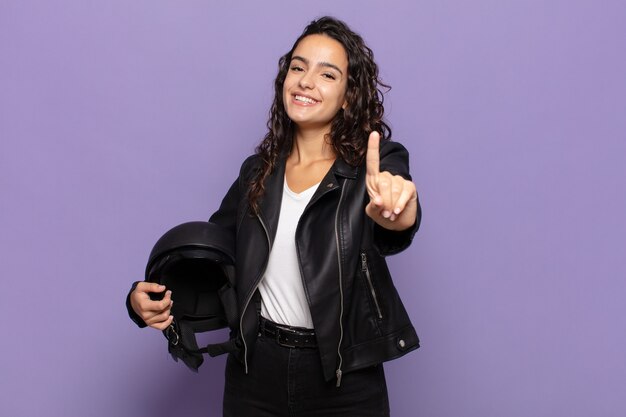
[292,34,348,70]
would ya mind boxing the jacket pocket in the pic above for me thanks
[361,252,383,321]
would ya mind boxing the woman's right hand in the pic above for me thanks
[130,282,174,330]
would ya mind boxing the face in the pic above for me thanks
[282,34,349,133]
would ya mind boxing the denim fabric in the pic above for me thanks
[223,333,390,417]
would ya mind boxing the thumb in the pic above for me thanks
[365,199,380,219]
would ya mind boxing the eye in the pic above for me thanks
[322,73,337,80]
[290,65,304,72]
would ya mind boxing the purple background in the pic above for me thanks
[1,1,625,416]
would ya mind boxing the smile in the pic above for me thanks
[294,95,318,105]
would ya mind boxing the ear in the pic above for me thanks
[342,99,348,110]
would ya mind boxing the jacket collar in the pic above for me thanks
[257,153,359,244]
[331,156,359,180]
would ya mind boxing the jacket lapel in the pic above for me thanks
[308,157,359,208]
[257,155,359,243]
[257,157,286,246]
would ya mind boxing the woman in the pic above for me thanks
[128,16,421,416]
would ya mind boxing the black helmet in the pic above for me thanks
[145,221,238,370]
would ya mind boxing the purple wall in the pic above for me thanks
[2,1,625,416]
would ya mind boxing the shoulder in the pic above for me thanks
[240,153,261,172]
[380,139,409,154]
[378,139,411,179]
[237,154,262,183]
[379,139,410,160]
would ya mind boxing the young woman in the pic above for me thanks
[128,16,421,417]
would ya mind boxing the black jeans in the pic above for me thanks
[223,333,390,417]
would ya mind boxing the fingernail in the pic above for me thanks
[382,210,391,218]
[166,290,172,296]
[394,207,401,214]
[390,214,396,221]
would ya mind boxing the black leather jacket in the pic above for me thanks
[208,140,421,384]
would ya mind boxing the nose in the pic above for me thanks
[298,71,315,89]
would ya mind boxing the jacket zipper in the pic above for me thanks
[239,214,271,374]
[334,179,348,387]
[361,252,383,319]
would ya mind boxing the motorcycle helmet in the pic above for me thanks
[145,221,238,370]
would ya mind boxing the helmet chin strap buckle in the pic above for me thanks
[165,323,180,346]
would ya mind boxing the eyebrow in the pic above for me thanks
[291,55,344,76]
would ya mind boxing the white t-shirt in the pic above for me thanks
[258,178,319,329]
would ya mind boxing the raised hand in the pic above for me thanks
[365,131,418,231]
[129,282,174,330]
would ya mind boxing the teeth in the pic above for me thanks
[295,95,317,104]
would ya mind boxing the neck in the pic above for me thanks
[290,127,336,164]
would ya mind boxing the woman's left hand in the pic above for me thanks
[365,131,419,231]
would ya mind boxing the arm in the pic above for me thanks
[365,132,422,255]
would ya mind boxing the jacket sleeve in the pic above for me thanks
[125,281,147,328]
[208,177,242,234]
[373,140,422,256]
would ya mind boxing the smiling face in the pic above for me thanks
[282,34,349,134]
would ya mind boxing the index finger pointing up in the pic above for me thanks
[366,131,381,176]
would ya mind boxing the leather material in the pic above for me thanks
[208,140,422,382]
[259,316,317,348]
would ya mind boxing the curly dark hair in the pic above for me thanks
[248,16,392,213]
